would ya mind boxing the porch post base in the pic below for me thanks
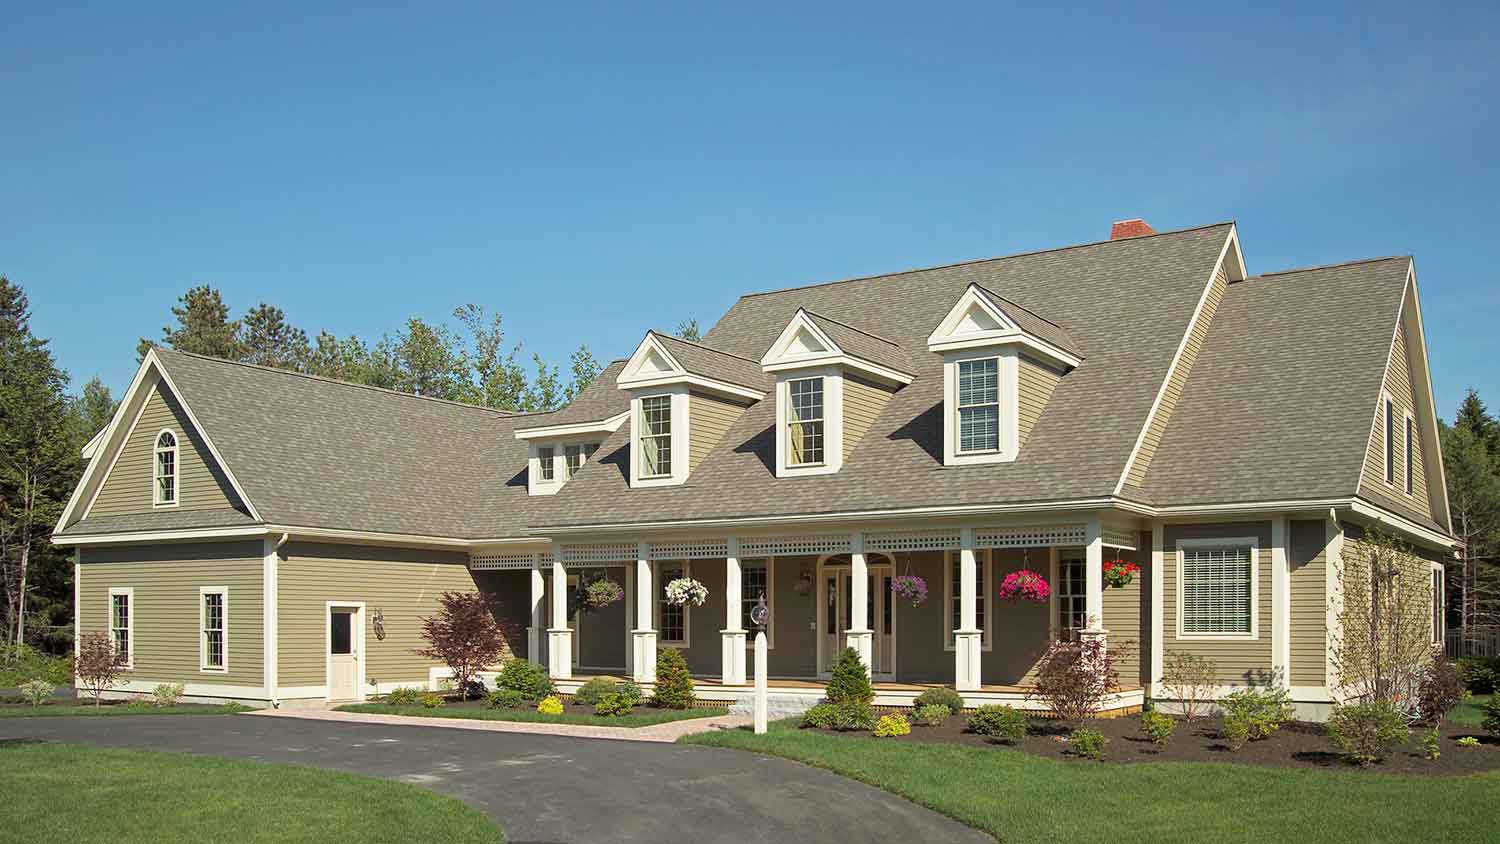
[546,628,573,680]
[954,630,983,691]
[632,629,658,683]
[721,629,747,685]
[526,625,541,666]
[845,629,874,677]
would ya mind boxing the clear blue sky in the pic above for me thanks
[5,1,1496,419]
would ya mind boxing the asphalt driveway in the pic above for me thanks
[0,714,991,844]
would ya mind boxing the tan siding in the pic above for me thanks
[1161,521,1275,685]
[1126,263,1228,487]
[88,382,242,518]
[1100,534,1151,686]
[688,392,746,473]
[1017,356,1063,449]
[842,374,895,460]
[1360,322,1435,522]
[1289,519,1328,686]
[276,543,478,689]
[79,541,263,688]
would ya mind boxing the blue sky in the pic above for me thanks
[4,1,1496,419]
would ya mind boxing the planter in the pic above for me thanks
[891,575,929,607]
[584,578,624,609]
[1103,559,1140,589]
[998,569,1050,603]
[664,577,708,607]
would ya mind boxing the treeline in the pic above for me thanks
[1441,393,1500,643]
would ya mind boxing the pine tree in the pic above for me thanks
[826,646,874,705]
[138,285,241,360]
[652,646,696,709]
[240,303,310,370]
[676,317,701,342]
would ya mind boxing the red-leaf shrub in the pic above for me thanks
[415,591,507,701]
[75,631,126,708]
[1028,637,1129,723]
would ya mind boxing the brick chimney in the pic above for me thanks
[1110,219,1156,240]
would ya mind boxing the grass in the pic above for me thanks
[337,701,724,727]
[683,719,1500,844]
[1451,695,1492,728]
[0,702,247,717]
[0,742,502,843]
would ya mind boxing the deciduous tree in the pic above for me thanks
[415,591,508,701]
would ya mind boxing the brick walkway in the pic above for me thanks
[250,705,752,742]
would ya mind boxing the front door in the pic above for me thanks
[819,564,895,679]
[328,606,360,700]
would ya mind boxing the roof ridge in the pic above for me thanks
[1242,255,1411,282]
[968,282,1072,333]
[648,330,762,364]
[733,221,1236,301]
[800,309,904,348]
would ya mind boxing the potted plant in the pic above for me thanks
[664,576,708,607]
[998,569,1051,603]
[891,575,928,607]
[1103,559,1140,589]
[584,577,624,609]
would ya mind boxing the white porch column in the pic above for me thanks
[845,532,873,676]
[1271,515,1291,689]
[632,542,657,683]
[721,538,747,685]
[954,527,983,691]
[547,554,572,679]
[528,554,545,666]
[1081,517,1108,651]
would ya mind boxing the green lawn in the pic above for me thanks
[337,701,724,727]
[0,702,246,717]
[684,719,1500,844]
[0,742,502,843]
[1451,695,1492,728]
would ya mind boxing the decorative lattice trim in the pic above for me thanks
[866,531,962,553]
[738,534,852,557]
[468,551,555,570]
[975,524,1087,549]
[647,540,729,561]
[1102,526,1139,550]
[557,543,636,564]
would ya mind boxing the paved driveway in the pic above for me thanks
[1,715,991,844]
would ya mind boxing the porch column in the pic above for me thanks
[1081,518,1108,651]
[1271,515,1291,690]
[954,527,983,691]
[721,538,747,685]
[547,554,572,679]
[528,554,545,666]
[632,542,657,683]
[845,533,873,676]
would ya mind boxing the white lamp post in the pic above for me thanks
[750,592,770,734]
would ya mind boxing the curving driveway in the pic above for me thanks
[1,714,991,844]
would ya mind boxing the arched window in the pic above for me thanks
[154,430,179,506]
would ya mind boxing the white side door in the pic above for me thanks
[327,607,359,700]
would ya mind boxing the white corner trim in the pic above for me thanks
[1150,521,1164,692]
[1270,516,1290,688]
[1403,262,1453,530]
[262,538,278,704]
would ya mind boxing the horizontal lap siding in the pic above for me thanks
[1101,535,1151,686]
[842,375,894,460]
[688,393,745,473]
[1162,521,1274,685]
[79,541,263,688]
[277,543,475,688]
[1360,324,1435,522]
[987,549,1051,684]
[1289,520,1328,686]
[1016,357,1062,448]
[89,382,242,517]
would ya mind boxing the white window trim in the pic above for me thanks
[941,349,1019,466]
[740,557,775,650]
[943,549,994,651]
[1052,548,1088,637]
[775,368,844,477]
[1175,536,1260,641]
[1430,561,1445,645]
[109,587,134,669]
[153,428,180,508]
[199,586,229,673]
[654,560,691,648]
[527,437,603,496]
[1403,410,1416,497]
[1382,394,1396,487]
[630,387,691,487]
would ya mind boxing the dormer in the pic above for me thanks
[513,411,627,495]
[616,332,767,488]
[760,309,914,477]
[927,284,1082,466]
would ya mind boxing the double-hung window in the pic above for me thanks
[201,588,227,671]
[1178,540,1257,637]
[154,430,178,506]
[1057,552,1087,636]
[740,559,772,644]
[109,589,133,666]
[657,562,687,645]
[945,551,990,649]
[538,446,556,481]
[564,444,585,479]
[787,377,825,466]
[957,358,1000,453]
[1384,398,1395,485]
[640,396,673,478]
[1404,415,1415,496]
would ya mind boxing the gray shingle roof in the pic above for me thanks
[515,360,630,429]
[53,508,259,538]
[647,332,772,393]
[801,311,915,377]
[970,284,1083,360]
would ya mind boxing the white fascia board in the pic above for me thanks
[513,410,629,441]
[620,373,764,402]
[80,425,108,459]
[927,284,1019,346]
[150,355,264,522]
[926,334,1082,370]
[763,354,914,386]
[1402,261,1453,532]
[617,333,685,385]
[760,309,840,366]
[54,525,273,546]
[56,353,160,529]
[1346,498,1460,550]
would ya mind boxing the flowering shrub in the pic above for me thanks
[584,578,624,609]
[890,575,929,607]
[1102,559,1140,589]
[536,694,564,715]
[874,712,911,737]
[1221,687,1295,746]
[152,682,185,707]
[998,569,1050,603]
[664,577,708,607]
[18,679,54,708]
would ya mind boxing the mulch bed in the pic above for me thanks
[817,714,1500,775]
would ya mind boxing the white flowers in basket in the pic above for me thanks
[664,577,708,607]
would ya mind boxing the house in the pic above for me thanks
[52,219,1457,719]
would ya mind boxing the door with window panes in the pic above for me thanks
[819,558,894,678]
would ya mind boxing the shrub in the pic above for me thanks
[594,691,635,717]
[1221,687,1295,745]
[1326,700,1410,765]
[1457,657,1499,695]
[913,686,965,714]
[125,699,153,712]
[1160,652,1219,720]
[832,701,876,731]
[802,703,838,729]
[536,694,564,715]
[874,712,911,737]
[913,704,950,726]
[487,688,524,709]
[1140,710,1176,747]
[75,632,126,708]
[1422,727,1442,760]
[152,682,185,707]
[1484,694,1500,736]
[966,705,1027,741]
[384,686,425,706]
[573,677,618,706]
[652,647,696,709]
[1417,653,1465,724]
[825,647,874,706]
[0,644,74,687]
[415,591,509,702]
[1029,637,1129,723]
[1067,728,1107,760]
[1222,715,1251,750]
[616,680,643,705]
[18,679,54,708]
[496,659,555,701]
[420,692,444,709]
[1457,736,1481,748]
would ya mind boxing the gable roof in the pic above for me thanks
[642,332,772,394]
[798,311,916,379]
[968,284,1083,360]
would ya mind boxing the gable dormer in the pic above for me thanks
[513,412,627,496]
[927,284,1082,466]
[616,332,767,488]
[760,309,913,477]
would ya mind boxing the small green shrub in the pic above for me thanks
[1457,736,1481,748]
[1067,727,1107,760]
[536,694,564,715]
[152,682,185,707]
[487,688,524,709]
[0,644,73,687]
[420,692,444,709]
[496,660,555,701]
[1140,710,1176,747]
[1457,657,1500,695]
[913,704,951,726]
[652,647,696,709]
[802,703,838,729]
[913,686,965,714]
[594,691,635,717]
[573,677,617,706]
[616,680,644,705]
[832,701,876,731]
[1222,715,1251,750]
[1484,694,1500,736]
[1326,700,1410,765]
[1221,687,1295,745]
[384,686,425,706]
[125,699,153,712]
[1422,727,1442,760]
[825,647,874,706]
[874,712,911,737]
[966,705,1027,741]
[18,679,54,708]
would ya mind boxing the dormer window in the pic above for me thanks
[639,394,674,478]
[538,446,557,481]
[514,412,628,496]
[154,430,179,507]
[957,358,1000,454]
[564,442,598,480]
[787,377,825,466]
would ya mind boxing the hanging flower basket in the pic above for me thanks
[584,577,624,609]
[890,575,929,607]
[998,569,1051,603]
[664,577,708,607]
[1103,559,1140,589]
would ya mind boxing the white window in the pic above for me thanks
[787,377,825,466]
[944,551,992,650]
[563,442,599,480]
[538,446,556,481]
[1431,565,1445,645]
[1177,539,1259,639]
[956,358,1000,453]
[200,588,227,671]
[1384,398,1395,486]
[154,430,179,506]
[656,561,688,646]
[639,395,673,478]
[1404,414,1415,496]
[1057,551,1087,635]
[740,558,773,646]
[109,588,133,667]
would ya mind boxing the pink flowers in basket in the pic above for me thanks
[891,575,929,607]
[998,569,1050,603]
